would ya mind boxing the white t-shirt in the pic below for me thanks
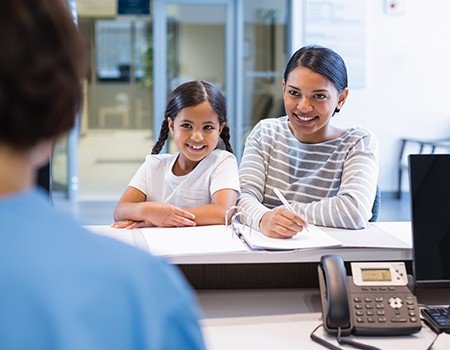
[129,149,240,209]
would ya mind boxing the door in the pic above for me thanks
[153,0,234,153]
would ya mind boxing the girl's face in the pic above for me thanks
[282,66,348,143]
[169,101,224,172]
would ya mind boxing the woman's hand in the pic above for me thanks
[259,208,308,239]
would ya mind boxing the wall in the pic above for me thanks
[291,0,450,192]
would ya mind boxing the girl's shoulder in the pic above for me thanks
[205,149,237,163]
[142,153,175,167]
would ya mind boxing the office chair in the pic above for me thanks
[369,186,381,222]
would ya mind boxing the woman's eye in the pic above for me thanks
[314,93,327,100]
[288,90,300,97]
[180,123,192,129]
[204,125,214,131]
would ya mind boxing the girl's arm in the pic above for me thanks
[185,188,239,226]
[113,186,196,227]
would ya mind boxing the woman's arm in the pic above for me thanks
[113,186,196,227]
[293,138,379,229]
[186,188,238,225]
[237,124,273,230]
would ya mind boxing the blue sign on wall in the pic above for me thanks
[118,0,150,15]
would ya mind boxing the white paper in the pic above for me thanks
[140,225,249,256]
[237,224,342,250]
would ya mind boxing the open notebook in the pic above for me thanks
[232,222,341,250]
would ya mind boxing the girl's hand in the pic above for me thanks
[259,208,307,239]
[141,202,196,227]
[111,220,138,229]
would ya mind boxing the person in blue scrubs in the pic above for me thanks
[0,1,205,349]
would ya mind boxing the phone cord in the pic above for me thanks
[337,327,382,350]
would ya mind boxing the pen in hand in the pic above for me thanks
[273,188,309,233]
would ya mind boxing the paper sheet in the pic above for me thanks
[140,225,249,256]
[237,224,342,250]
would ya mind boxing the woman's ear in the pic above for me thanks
[282,79,286,92]
[219,122,225,134]
[337,87,349,110]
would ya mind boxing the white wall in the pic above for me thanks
[291,0,450,192]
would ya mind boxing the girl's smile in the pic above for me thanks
[169,101,224,175]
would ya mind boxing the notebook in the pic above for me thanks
[408,154,450,290]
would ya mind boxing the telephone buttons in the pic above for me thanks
[388,296,403,309]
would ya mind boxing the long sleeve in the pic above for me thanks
[293,135,379,229]
[238,122,272,229]
[237,117,379,230]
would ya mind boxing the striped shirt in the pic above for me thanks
[237,116,379,230]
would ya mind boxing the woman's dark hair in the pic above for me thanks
[0,0,86,150]
[152,80,233,154]
[283,45,348,93]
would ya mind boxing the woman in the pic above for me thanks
[238,45,379,238]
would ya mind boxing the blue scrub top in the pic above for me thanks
[0,190,205,350]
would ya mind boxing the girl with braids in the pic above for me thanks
[113,80,240,228]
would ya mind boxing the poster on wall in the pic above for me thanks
[303,0,366,88]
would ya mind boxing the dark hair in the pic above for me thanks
[0,0,86,150]
[283,45,348,93]
[152,80,233,154]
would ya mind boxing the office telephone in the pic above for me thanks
[318,255,422,336]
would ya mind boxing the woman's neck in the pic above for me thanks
[0,146,34,196]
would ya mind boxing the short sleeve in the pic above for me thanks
[209,152,240,196]
[128,161,147,195]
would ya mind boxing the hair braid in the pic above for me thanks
[220,125,233,154]
[151,119,170,154]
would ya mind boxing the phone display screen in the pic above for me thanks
[361,268,391,282]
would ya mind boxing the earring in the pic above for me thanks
[333,107,341,114]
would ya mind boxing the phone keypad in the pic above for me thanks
[350,285,420,327]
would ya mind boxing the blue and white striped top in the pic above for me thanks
[238,116,379,230]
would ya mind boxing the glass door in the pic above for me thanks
[153,0,234,153]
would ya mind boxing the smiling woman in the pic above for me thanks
[238,45,379,238]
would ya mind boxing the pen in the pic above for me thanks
[273,188,309,233]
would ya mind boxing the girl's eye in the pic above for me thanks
[288,90,300,97]
[180,123,192,129]
[204,125,214,131]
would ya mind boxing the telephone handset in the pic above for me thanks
[318,255,422,336]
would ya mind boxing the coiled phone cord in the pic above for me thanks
[310,324,382,350]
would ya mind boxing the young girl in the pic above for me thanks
[113,80,240,228]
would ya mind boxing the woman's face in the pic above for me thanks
[282,66,348,143]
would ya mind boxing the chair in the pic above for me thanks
[369,186,381,222]
[396,137,450,199]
